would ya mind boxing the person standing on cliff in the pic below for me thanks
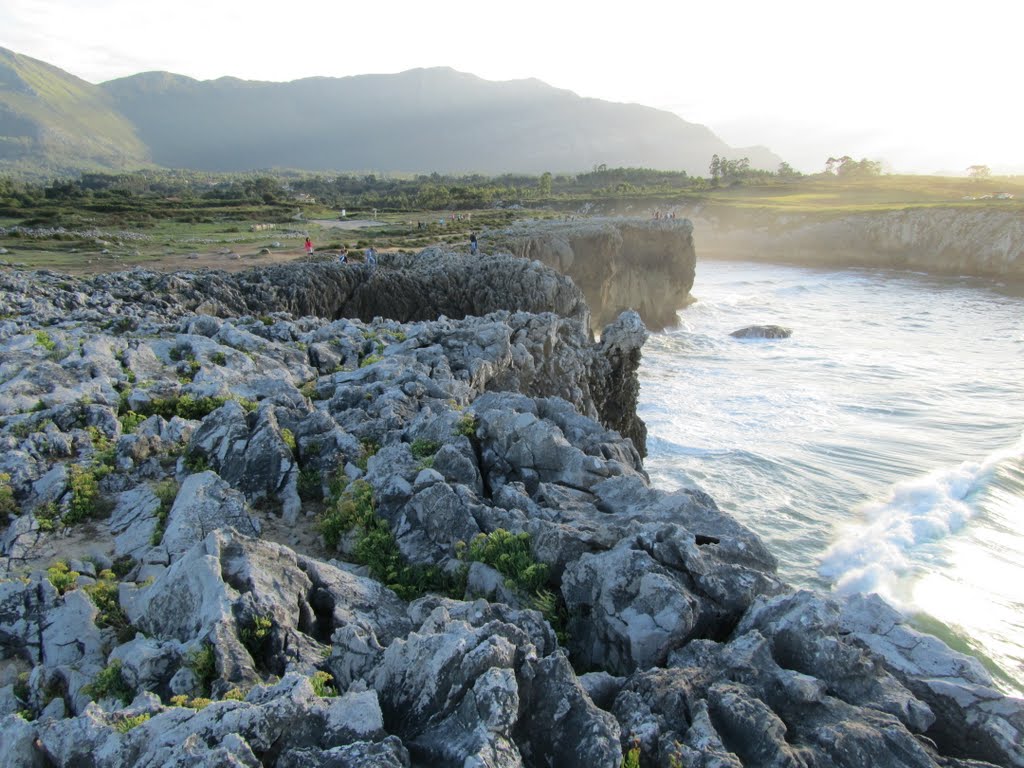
[304,237,313,255]
[470,233,478,256]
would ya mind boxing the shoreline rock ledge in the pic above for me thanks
[0,252,1022,768]
[483,217,697,333]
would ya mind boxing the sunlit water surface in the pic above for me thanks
[639,260,1024,693]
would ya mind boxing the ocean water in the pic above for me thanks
[638,260,1024,693]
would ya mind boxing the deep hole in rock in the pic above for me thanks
[303,587,337,644]
[695,534,720,546]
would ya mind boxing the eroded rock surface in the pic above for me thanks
[1,252,1021,768]
[484,217,696,331]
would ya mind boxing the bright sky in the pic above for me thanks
[3,0,1022,174]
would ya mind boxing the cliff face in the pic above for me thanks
[694,207,1024,278]
[138,251,592,328]
[485,217,696,332]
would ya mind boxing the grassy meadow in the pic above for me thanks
[1,171,1020,274]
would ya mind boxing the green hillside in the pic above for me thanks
[0,47,151,177]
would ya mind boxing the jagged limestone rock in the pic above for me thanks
[484,217,696,332]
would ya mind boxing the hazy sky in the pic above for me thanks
[3,0,1021,174]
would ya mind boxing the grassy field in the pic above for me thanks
[0,202,538,273]
[692,174,1024,214]
[1,173,1020,274]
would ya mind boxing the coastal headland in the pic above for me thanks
[0,220,1022,767]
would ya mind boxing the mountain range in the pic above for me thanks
[0,47,780,178]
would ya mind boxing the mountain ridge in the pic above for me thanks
[2,48,781,176]
[0,47,152,176]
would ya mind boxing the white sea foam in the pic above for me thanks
[818,435,1024,599]
[643,261,1024,686]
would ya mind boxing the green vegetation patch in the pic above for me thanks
[83,569,134,642]
[115,713,151,733]
[84,660,133,705]
[317,476,464,601]
[134,393,258,422]
[46,560,79,594]
[185,644,217,695]
[240,613,273,660]
[65,463,111,524]
[458,529,567,641]
[0,472,17,531]
[310,670,337,697]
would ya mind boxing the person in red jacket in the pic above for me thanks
[304,237,313,255]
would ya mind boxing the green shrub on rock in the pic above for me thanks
[115,713,151,733]
[310,670,337,697]
[317,478,463,601]
[455,413,477,438]
[84,660,133,705]
[83,569,134,642]
[65,464,111,524]
[150,480,179,545]
[240,614,273,660]
[460,529,549,592]
[0,472,17,530]
[186,644,217,695]
[297,468,322,501]
[410,438,440,460]
[46,560,79,594]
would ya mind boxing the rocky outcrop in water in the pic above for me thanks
[729,325,792,339]
[694,207,1024,278]
[1,252,1022,768]
[483,217,696,332]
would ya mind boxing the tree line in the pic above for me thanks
[0,159,817,216]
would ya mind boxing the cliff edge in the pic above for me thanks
[694,207,1024,278]
[483,217,697,332]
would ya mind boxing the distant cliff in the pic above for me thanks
[693,207,1024,278]
[483,217,696,332]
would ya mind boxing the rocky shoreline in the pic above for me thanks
[0,242,1022,767]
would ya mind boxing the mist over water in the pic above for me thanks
[639,261,1024,692]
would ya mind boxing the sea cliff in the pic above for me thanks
[482,217,697,332]
[0,249,1022,768]
[694,207,1024,278]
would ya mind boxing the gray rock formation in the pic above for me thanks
[2,250,1022,768]
[729,325,792,339]
[484,217,697,332]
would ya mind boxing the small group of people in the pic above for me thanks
[337,245,375,266]
[652,210,677,220]
[303,237,376,267]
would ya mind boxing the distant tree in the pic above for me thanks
[777,161,800,180]
[826,156,881,177]
[714,156,750,184]
[709,154,721,183]
[538,171,553,196]
[967,164,991,179]
[837,157,881,177]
